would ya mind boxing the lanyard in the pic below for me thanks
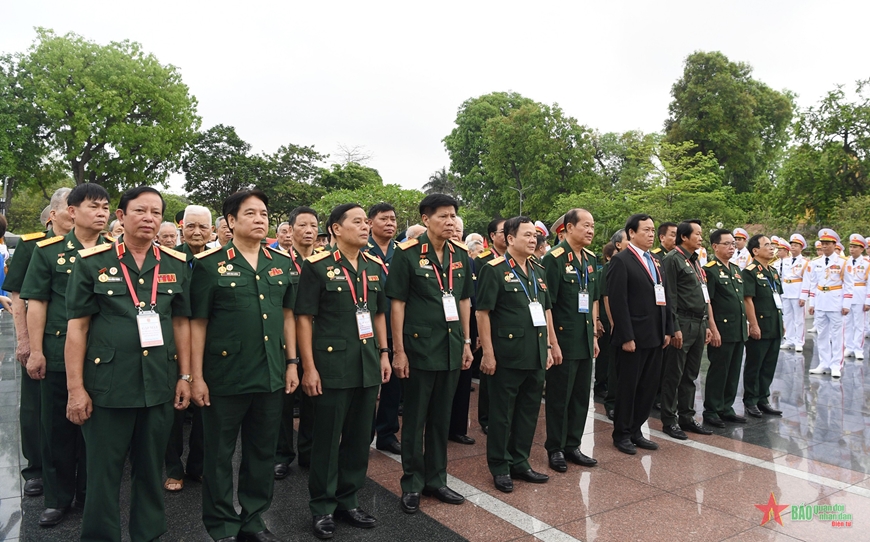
[761,268,778,292]
[629,246,659,284]
[572,252,588,291]
[507,257,538,302]
[432,252,454,293]
[118,244,160,311]
[675,246,705,284]
[342,267,368,308]
[290,249,301,274]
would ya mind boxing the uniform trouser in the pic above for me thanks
[309,385,378,515]
[611,346,662,443]
[372,346,402,447]
[401,367,461,492]
[449,367,473,436]
[703,341,745,419]
[486,366,545,476]
[80,402,173,542]
[603,343,619,412]
[661,317,707,426]
[19,367,42,481]
[201,391,283,540]
[545,357,592,453]
[41,371,86,509]
[165,404,204,480]
[594,326,612,394]
[814,310,845,370]
[846,303,866,354]
[744,338,780,407]
[782,298,805,347]
[276,386,315,466]
[477,373,490,428]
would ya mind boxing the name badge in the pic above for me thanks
[654,284,666,306]
[529,301,547,327]
[136,311,164,347]
[773,292,783,309]
[442,294,459,322]
[356,309,374,339]
[701,284,710,304]
[578,291,590,313]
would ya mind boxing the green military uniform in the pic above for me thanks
[295,247,387,515]
[21,230,110,509]
[66,241,191,541]
[476,252,551,476]
[541,241,598,455]
[703,256,748,422]
[385,234,472,493]
[191,241,295,540]
[650,246,668,262]
[3,229,49,485]
[661,246,709,428]
[741,259,784,409]
[473,247,500,431]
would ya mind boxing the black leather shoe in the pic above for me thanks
[216,537,237,542]
[312,515,335,539]
[548,451,568,472]
[662,424,688,440]
[630,436,658,450]
[565,448,597,467]
[38,507,68,527]
[448,434,476,445]
[238,529,283,542]
[758,403,783,416]
[400,492,420,514]
[422,486,465,505]
[703,417,726,428]
[273,462,290,480]
[376,440,401,455]
[511,469,549,484]
[614,439,637,455]
[745,405,763,418]
[335,507,377,528]
[606,410,614,421]
[493,474,513,493]
[24,477,43,497]
[481,425,488,434]
[722,413,747,423]
[680,420,713,435]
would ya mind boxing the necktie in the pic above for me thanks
[643,251,657,282]
[853,258,857,266]
[825,257,829,266]
[792,257,796,264]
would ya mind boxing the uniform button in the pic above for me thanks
[278,280,283,285]
[327,346,333,352]
[174,354,178,360]
[263,314,268,319]
[759,315,764,319]
[66,269,71,274]
[56,330,61,336]
[221,351,227,357]
[514,288,518,292]
[94,357,101,364]
[413,333,419,338]
[425,273,429,278]
[231,282,236,287]
[559,326,563,331]
[143,350,149,356]
[256,275,260,280]
[362,339,367,344]
[508,334,513,339]
[337,287,342,292]
[539,332,542,337]
[107,290,113,295]
[168,289,173,294]
[259,294,264,300]
[264,336,269,341]
[140,301,146,308]
[723,319,728,323]
[139,278,145,284]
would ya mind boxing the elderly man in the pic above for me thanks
[157,222,179,247]
[208,216,233,248]
[270,222,293,252]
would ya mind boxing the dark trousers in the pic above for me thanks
[165,404,204,479]
[201,391,283,540]
[448,367,473,436]
[704,341,745,419]
[603,343,619,412]
[372,342,401,446]
[661,317,707,426]
[744,338,780,407]
[477,373,490,428]
[486,366,545,476]
[80,402,173,542]
[20,367,42,481]
[401,368,461,492]
[611,346,662,443]
[276,386,315,466]
[545,357,593,453]
[594,326,612,394]
[309,386,378,515]
[41,371,86,509]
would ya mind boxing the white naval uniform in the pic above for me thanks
[844,256,870,355]
[730,247,751,270]
[777,255,808,348]
[801,254,854,371]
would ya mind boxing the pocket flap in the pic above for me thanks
[209,341,242,356]
[315,337,347,351]
[87,347,116,365]
[497,327,524,338]
[405,324,432,338]
[94,282,127,296]
[217,277,247,288]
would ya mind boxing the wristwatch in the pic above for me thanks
[286,357,301,366]
[379,348,391,354]
[178,374,193,383]
[463,339,472,345]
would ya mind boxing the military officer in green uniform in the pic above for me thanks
[21,183,111,526]
[386,194,473,514]
[65,186,192,542]
[295,203,391,539]
[541,208,599,472]
[651,222,677,262]
[190,189,299,542]
[4,187,72,499]
[702,229,749,427]
[476,216,555,493]
[741,234,784,419]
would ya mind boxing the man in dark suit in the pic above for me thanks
[606,214,673,455]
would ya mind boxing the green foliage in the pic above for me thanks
[182,124,260,213]
[256,143,327,223]
[422,167,457,196]
[161,192,191,225]
[591,131,658,192]
[311,184,425,231]
[6,176,74,234]
[315,162,383,192]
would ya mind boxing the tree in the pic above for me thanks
[257,143,327,224]
[311,184,425,231]
[422,167,456,195]
[15,28,200,190]
[315,162,383,192]
[6,176,74,234]
[182,125,260,212]
[665,51,793,193]
[161,192,191,226]
[590,131,658,192]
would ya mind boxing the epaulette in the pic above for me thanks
[314,246,326,253]
[651,247,662,254]
[266,246,291,258]
[704,260,718,268]
[398,238,419,250]
[583,247,596,257]
[477,249,492,259]
[450,240,468,251]
[549,246,565,258]
[78,244,113,258]
[36,235,64,248]
[306,250,331,263]
[20,231,47,242]
[530,257,545,269]
[194,245,223,260]
[487,256,506,266]
[745,263,756,271]
[158,245,188,261]
[364,253,384,266]
[104,235,115,243]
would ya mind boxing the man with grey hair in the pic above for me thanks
[270,221,292,252]
[452,216,464,242]
[3,186,73,500]
[157,221,179,247]
[208,216,233,248]
[405,224,426,240]
[465,233,485,259]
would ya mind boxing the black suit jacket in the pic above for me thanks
[606,246,674,349]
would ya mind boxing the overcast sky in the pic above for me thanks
[4,1,868,194]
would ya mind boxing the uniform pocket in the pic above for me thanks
[314,337,347,379]
[85,347,116,394]
[215,276,249,309]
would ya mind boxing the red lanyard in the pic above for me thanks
[290,249,301,274]
[433,253,454,293]
[675,246,706,283]
[342,267,368,306]
[629,245,659,284]
[119,244,160,310]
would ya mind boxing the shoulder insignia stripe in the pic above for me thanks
[477,249,492,259]
[266,246,291,258]
[21,231,47,242]
[451,240,468,251]
[651,247,662,254]
[306,250,331,263]
[549,246,565,258]
[745,263,756,271]
[704,260,718,268]
[194,245,223,260]
[398,238,419,250]
[158,245,188,261]
[78,244,113,258]
[487,256,506,266]
[36,235,64,248]
[103,235,115,243]
[530,258,545,269]
[366,253,384,265]
[583,247,595,256]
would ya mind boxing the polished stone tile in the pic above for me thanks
[0,407,18,425]
[0,497,21,540]
[770,454,868,485]
[721,526,806,541]
[422,498,529,541]
[0,467,19,500]
[759,489,869,541]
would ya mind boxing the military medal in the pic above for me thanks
[327,271,335,279]
[226,264,233,271]
[565,265,574,273]
[419,259,429,267]
[67,241,74,249]
[109,267,117,275]
[218,266,227,274]
[70,257,75,263]
[334,267,341,275]
[57,256,66,265]
[504,274,512,282]
[99,274,109,283]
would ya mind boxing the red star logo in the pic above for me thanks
[755,492,788,526]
